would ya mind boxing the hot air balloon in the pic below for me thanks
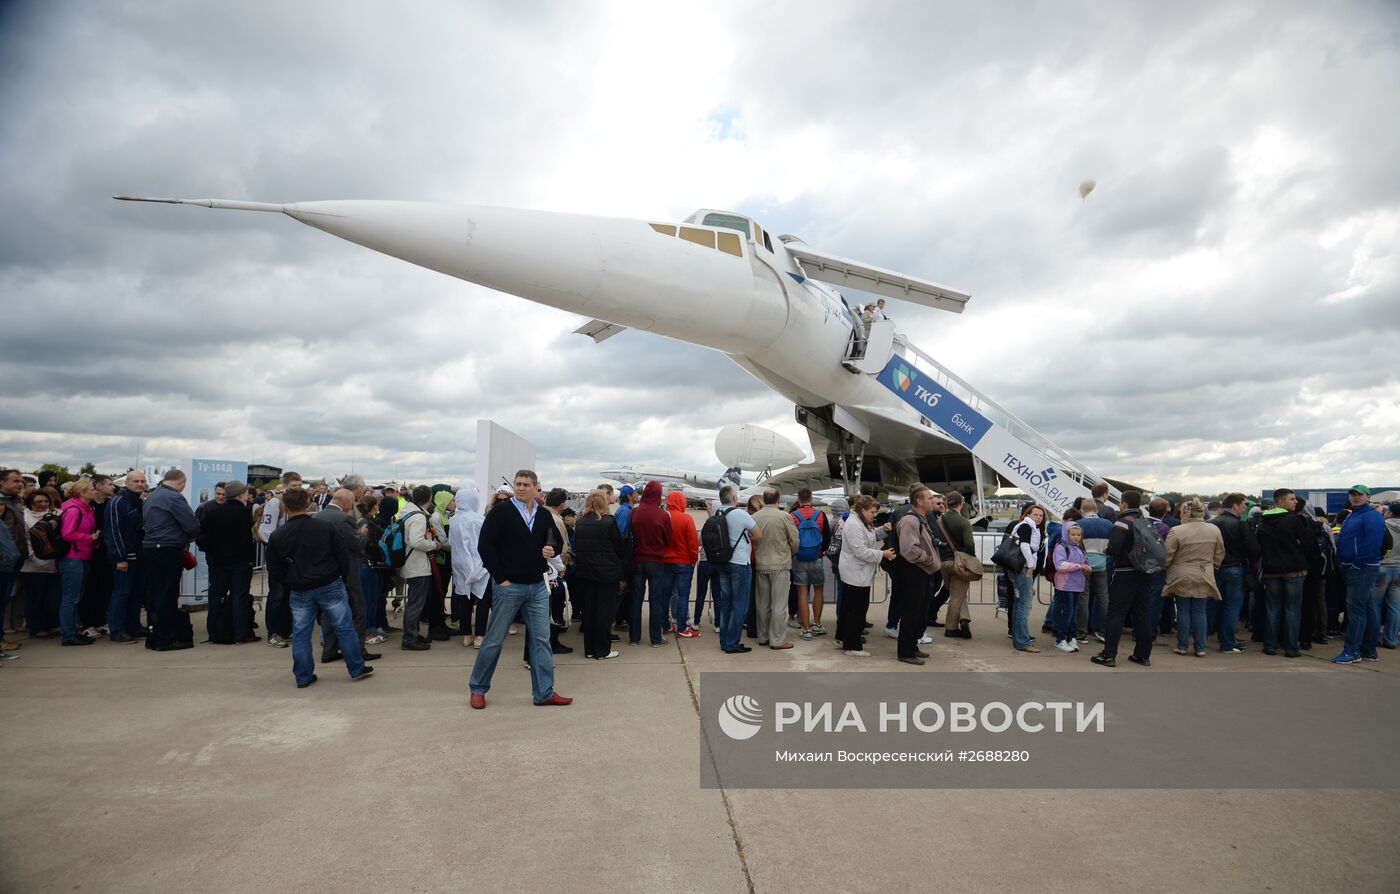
[1079,179,1096,200]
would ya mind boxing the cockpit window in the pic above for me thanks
[702,212,750,233]
[679,226,716,249]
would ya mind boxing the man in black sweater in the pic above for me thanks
[265,487,373,689]
[1092,490,1157,668]
[198,479,257,643]
[1255,487,1314,657]
[468,469,571,709]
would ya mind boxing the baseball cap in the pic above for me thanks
[619,485,635,498]
[1348,484,1371,495]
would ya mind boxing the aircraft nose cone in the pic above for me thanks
[285,201,603,309]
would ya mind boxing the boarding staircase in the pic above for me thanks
[844,320,1120,512]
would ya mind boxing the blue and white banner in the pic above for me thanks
[878,354,1091,517]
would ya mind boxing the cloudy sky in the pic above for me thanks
[1,0,1396,495]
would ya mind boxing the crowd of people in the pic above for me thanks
[1,467,1396,700]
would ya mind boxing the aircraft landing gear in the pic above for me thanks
[837,432,866,497]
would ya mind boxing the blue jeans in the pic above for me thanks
[107,559,147,637]
[1342,565,1382,657]
[1052,588,1079,643]
[1146,571,1166,639]
[58,557,88,640]
[470,581,555,703]
[631,561,667,645]
[1374,567,1400,647]
[666,563,694,631]
[1215,566,1245,651]
[290,580,364,685]
[1262,575,1304,652]
[693,560,718,626]
[717,563,753,651]
[1177,596,1209,653]
[1011,572,1034,648]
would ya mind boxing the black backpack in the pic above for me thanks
[206,588,236,644]
[1125,516,1167,574]
[701,507,744,564]
[880,504,914,573]
[29,509,70,561]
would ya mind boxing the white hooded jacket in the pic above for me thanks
[449,483,489,599]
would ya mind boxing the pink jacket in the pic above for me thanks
[59,497,97,561]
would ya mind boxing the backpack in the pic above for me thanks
[379,509,424,570]
[1040,526,1062,577]
[205,586,236,644]
[880,504,913,573]
[1125,516,1167,574]
[701,507,743,565]
[825,516,845,564]
[29,509,70,561]
[793,507,825,561]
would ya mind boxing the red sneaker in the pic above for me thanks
[469,692,486,710]
[534,693,573,706]
[677,628,701,638]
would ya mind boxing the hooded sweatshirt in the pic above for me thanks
[1257,507,1314,577]
[630,481,672,564]
[431,491,453,563]
[448,484,489,599]
[1052,522,1087,592]
[663,491,699,566]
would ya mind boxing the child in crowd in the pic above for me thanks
[1052,522,1090,653]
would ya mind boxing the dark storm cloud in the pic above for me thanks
[1,0,1396,492]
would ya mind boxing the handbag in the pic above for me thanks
[938,517,983,581]
[990,527,1026,575]
[181,549,199,570]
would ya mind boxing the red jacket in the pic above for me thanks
[630,481,672,564]
[663,492,699,566]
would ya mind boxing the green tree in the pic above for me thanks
[79,461,97,477]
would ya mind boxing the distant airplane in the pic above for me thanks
[600,465,739,491]
[115,195,1121,516]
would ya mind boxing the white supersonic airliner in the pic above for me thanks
[114,195,1122,516]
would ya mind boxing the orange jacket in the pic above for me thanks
[664,492,699,566]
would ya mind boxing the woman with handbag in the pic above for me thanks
[1007,505,1047,653]
[1164,499,1224,657]
[836,495,894,656]
[58,479,100,646]
[937,491,981,639]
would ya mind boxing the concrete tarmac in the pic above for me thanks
[2,596,1396,893]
